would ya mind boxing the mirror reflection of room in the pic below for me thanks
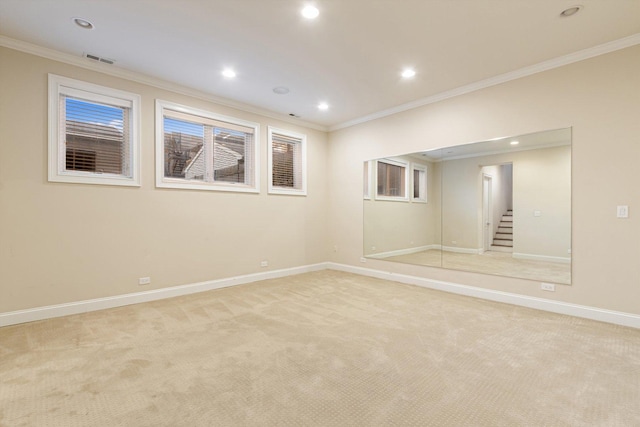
[364,128,571,285]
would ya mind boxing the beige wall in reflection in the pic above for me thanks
[441,145,570,260]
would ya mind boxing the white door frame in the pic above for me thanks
[482,174,493,253]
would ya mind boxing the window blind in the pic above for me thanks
[163,111,254,186]
[271,132,302,189]
[62,96,131,176]
[377,161,405,197]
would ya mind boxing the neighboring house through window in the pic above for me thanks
[156,100,260,193]
[48,74,141,186]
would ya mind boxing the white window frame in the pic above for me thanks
[364,160,373,200]
[375,158,409,202]
[48,74,141,186]
[411,163,428,203]
[267,126,307,196]
[155,100,260,193]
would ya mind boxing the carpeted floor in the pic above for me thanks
[1,270,638,426]
[384,249,572,284]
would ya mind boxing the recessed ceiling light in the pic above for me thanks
[318,102,329,111]
[73,17,94,29]
[273,86,290,95]
[222,68,236,79]
[401,68,416,79]
[560,5,582,17]
[301,5,320,19]
[510,140,520,146]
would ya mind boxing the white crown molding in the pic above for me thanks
[3,33,638,134]
[330,33,640,132]
[0,35,328,133]
[328,263,640,329]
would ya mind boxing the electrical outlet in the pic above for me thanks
[139,277,151,285]
[617,205,629,218]
[540,283,555,292]
[260,261,268,267]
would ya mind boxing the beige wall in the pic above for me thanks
[328,45,640,315]
[2,43,639,318]
[0,47,329,312]
[512,146,571,260]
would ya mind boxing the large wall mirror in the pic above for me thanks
[363,128,571,285]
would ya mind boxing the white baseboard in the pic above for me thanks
[513,252,571,263]
[3,261,638,330]
[367,244,438,259]
[327,262,640,329]
[441,246,482,255]
[0,263,328,327]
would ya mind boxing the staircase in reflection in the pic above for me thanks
[491,209,513,253]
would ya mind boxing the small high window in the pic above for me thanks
[48,74,141,186]
[363,160,372,199]
[376,158,408,201]
[268,127,307,195]
[412,164,427,203]
[156,100,260,193]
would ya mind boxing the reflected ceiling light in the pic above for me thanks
[318,102,329,111]
[222,68,236,79]
[301,5,320,19]
[510,140,520,145]
[73,17,94,29]
[401,68,416,79]
[560,5,582,17]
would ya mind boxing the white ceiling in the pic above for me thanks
[1,1,639,130]
[417,127,571,161]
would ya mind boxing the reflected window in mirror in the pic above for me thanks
[412,164,427,203]
[377,158,409,201]
[364,160,372,199]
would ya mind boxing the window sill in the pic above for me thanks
[156,178,259,193]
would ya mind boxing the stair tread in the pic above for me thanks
[492,210,515,248]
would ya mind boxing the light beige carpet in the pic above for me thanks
[384,249,572,284]
[1,270,638,426]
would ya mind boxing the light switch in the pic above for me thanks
[533,210,541,217]
[617,205,629,218]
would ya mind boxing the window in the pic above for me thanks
[156,100,260,192]
[376,158,408,201]
[363,160,372,199]
[268,127,307,195]
[48,74,141,186]
[412,163,427,202]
